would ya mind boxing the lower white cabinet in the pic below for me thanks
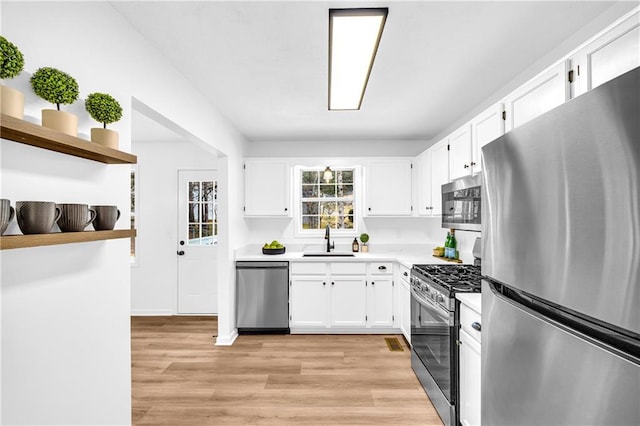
[289,261,396,332]
[458,297,482,426]
[330,278,367,327]
[397,264,411,343]
[290,277,327,327]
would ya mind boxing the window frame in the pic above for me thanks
[293,164,361,237]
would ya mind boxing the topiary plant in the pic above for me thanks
[0,35,25,80]
[360,233,370,244]
[85,92,123,129]
[30,67,79,110]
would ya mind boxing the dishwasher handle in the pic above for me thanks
[236,261,289,269]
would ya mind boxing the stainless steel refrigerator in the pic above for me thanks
[481,67,640,425]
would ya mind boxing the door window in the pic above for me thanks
[187,179,217,245]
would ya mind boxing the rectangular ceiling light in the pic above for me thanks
[329,8,388,111]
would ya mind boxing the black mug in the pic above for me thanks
[91,205,121,231]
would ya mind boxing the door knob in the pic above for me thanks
[179,240,185,246]
[177,250,185,256]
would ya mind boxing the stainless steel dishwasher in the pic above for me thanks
[236,261,289,334]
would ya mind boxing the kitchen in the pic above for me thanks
[1,1,639,425]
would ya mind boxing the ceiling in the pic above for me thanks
[113,1,619,143]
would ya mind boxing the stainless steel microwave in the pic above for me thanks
[441,173,482,232]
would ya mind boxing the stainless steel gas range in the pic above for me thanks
[410,264,481,426]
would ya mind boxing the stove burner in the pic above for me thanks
[412,264,482,293]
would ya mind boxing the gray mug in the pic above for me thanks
[1,199,15,235]
[91,205,121,231]
[16,201,62,235]
[57,204,97,232]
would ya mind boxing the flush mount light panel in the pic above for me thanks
[329,8,388,111]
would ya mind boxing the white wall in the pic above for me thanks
[246,139,428,158]
[131,139,217,315]
[1,2,247,424]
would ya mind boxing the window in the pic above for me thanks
[300,168,356,232]
[187,180,218,245]
[130,165,138,263]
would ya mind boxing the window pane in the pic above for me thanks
[336,184,353,198]
[302,216,319,229]
[302,171,318,184]
[202,181,214,202]
[302,202,319,215]
[189,203,199,222]
[320,215,336,228]
[189,182,200,202]
[202,224,213,238]
[320,201,337,216]
[337,216,354,229]
[320,184,336,197]
[301,184,318,198]
[322,170,335,184]
[189,224,200,241]
[203,203,214,222]
[339,170,354,183]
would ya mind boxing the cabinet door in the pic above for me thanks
[448,124,472,181]
[471,103,505,175]
[503,60,570,132]
[244,159,290,216]
[368,278,394,327]
[429,139,449,216]
[290,277,327,327]
[459,329,481,426]
[366,159,413,216]
[416,150,432,216]
[571,10,640,97]
[400,281,411,344]
[329,278,367,327]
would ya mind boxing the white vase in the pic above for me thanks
[91,128,119,149]
[0,85,25,119]
[42,109,78,136]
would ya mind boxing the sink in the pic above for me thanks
[303,252,355,257]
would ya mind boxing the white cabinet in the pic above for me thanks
[365,159,413,216]
[330,278,367,327]
[503,60,570,132]
[448,124,473,181]
[290,277,327,327]
[289,261,396,332]
[416,139,449,216]
[244,159,290,216]
[458,296,482,426]
[571,10,640,98]
[470,103,505,175]
[397,263,411,344]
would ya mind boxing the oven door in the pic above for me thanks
[410,287,457,404]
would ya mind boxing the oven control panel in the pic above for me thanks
[410,275,451,311]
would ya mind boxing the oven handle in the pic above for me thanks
[410,287,451,323]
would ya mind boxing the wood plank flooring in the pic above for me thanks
[132,316,443,425]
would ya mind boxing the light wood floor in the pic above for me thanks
[132,316,443,425]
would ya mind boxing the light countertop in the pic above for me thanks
[456,293,482,314]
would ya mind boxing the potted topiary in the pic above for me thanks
[30,67,79,136]
[0,35,26,119]
[360,233,370,253]
[85,92,123,149]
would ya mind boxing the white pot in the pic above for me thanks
[91,128,119,150]
[42,109,78,136]
[0,85,25,119]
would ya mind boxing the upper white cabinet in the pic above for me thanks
[365,159,413,216]
[448,124,473,181]
[503,60,570,132]
[244,159,291,217]
[471,103,505,175]
[571,10,640,97]
[416,139,449,216]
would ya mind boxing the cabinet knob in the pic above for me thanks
[471,322,482,331]
[371,281,375,285]
[323,282,326,286]
[284,207,288,212]
[378,266,386,271]
[331,282,335,286]
[368,207,371,211]
[403,272,408,276]
[464,164,470,169]
[470,162,476,166]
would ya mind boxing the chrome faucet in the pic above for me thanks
[324,225,334,252]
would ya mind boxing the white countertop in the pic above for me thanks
[235,244,474,267]
[456,293,482,314]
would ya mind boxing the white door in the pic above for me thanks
[430,139,449,216]
[471,103,505,175]
[365,159,413,216]
[244,159,290,216]
[290,278,327,327]
[329,278,367,327]
[177,170,218,314]
[368,278,394,327]
[448,124,472,181]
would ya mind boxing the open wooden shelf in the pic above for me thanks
[0,114,137,164]
[0,229,136,250]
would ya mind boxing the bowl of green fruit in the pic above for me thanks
[262,240,285,255]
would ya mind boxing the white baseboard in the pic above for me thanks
[215,330,238,346]
[130,309,174,316]
[290,327,402,334]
